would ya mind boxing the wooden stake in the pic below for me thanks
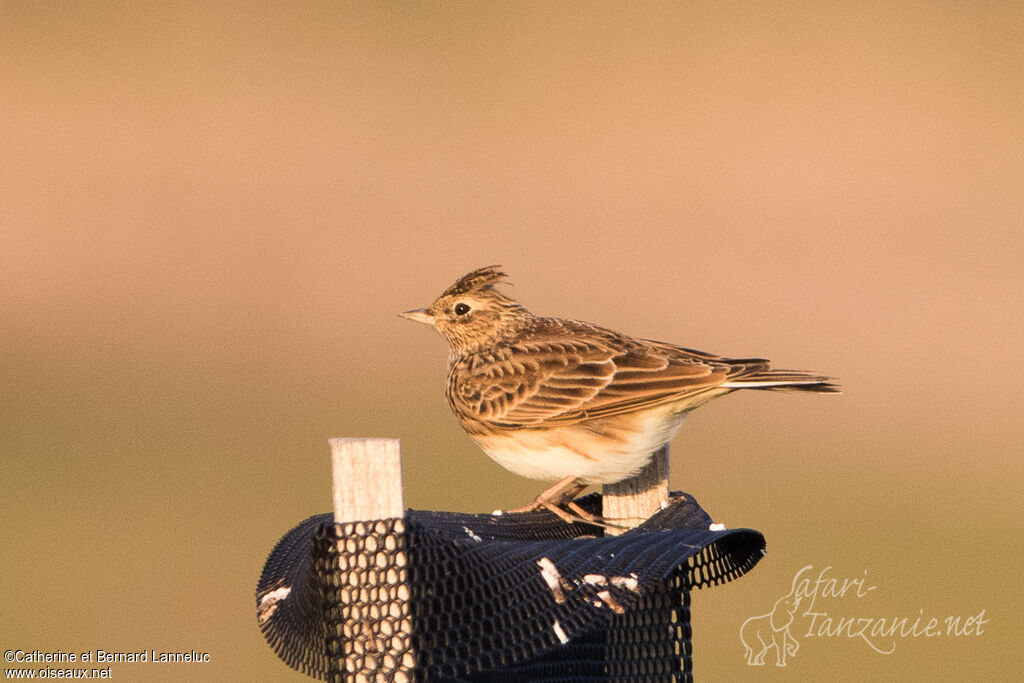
[330,437,404,523]
[328,438,412,681]
[602,444,670,536]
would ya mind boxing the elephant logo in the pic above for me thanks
[740,573,803,666]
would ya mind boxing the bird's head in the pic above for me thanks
[400,265,528,353]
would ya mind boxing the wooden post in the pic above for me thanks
[328,438,412,682]
[331,438,405,523]
[602,444,670,536]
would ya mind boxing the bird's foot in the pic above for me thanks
[504,476,624,528]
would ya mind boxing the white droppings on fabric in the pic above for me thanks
[552,619,569,644]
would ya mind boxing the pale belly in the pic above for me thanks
[471,412,688,485]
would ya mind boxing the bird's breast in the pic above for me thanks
[467,410,688,484]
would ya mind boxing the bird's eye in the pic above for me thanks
[454,302,471,316]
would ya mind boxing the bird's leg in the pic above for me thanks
[506,475,583,514]
[506,476,622,527]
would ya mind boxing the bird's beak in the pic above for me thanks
[399,308,434,325]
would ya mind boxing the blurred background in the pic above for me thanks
[2,2,1021,680]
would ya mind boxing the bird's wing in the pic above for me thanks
[453,329,766,427]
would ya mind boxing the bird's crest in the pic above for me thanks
[441,265,511,299]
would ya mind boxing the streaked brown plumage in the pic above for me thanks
[401,266,837,513]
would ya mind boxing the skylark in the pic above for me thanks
[401,266,837,518]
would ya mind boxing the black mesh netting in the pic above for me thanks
[257,492,765,682]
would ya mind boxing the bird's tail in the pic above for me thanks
[723,368,840,393]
